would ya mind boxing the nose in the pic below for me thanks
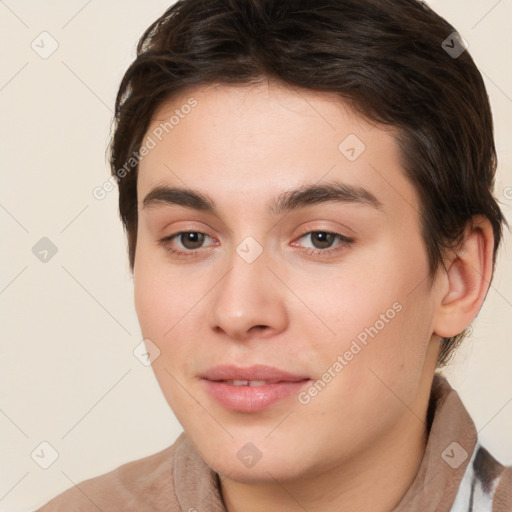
[207,248,289,342]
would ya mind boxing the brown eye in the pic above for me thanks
[309,232,336,249]
[294,230,354,255]
[158,231,217,258]
[179,232,206,249]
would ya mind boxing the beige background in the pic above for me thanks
[0,1,511,510]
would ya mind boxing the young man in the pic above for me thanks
[36,0,511,510]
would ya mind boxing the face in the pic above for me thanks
[134,80,442,483]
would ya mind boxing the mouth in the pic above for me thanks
[218,379,287,386]
[200,364,312,412]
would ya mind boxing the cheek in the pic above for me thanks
[133,242,203,338]
[134,277,204,349]
[304,239,433,377]
[133,268,168,338]
[133,263,201,410]
[133,252,214,394]
[296,248,404,343]
[364,270,435,391]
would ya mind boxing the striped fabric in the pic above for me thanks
[450,442,508,511]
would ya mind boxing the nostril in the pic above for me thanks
[251,325,269,332]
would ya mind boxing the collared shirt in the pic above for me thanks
[34,374,512,511]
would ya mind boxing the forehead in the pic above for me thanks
[137,80,420,221]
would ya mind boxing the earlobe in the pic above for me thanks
[433,215,494,338]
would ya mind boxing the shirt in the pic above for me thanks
[34,373,512,511]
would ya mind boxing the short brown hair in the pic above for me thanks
[108,0,507,368]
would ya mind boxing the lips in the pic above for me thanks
[200,364,309,383]
[200,364,311,412]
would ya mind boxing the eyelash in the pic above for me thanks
[157,230,354,258]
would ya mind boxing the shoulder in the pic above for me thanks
[34,433,188,512]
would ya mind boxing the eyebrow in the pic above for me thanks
[142,181,384,215]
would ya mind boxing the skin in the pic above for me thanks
[133,79,494,511]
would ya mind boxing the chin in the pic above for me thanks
[194,437,313,484]
[211,457,303,485]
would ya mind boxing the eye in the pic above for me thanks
[158,231,216,257]
[294,231,354,255]
[175,232,209,250]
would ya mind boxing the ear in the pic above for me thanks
[433,215,495,338]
